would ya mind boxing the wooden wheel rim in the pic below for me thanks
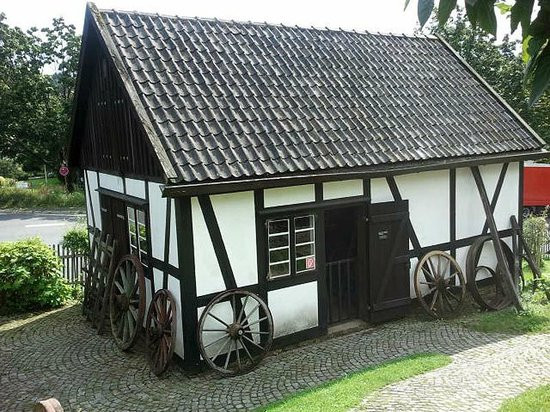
[466,236,515,311]
[197,289,274,376]
[146,289,177,376]
[414,250,466,318]
[109,254,145,350]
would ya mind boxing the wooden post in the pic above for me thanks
[471,166,522,311]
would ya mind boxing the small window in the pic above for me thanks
[127,205,149,266]
[266,214,316,279]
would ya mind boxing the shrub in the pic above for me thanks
[523,209,550,268]
[0,176,16,187]
[62,226,90,254]
[0,185,85,209]
[0,238,73,314]
[0,158,28,180]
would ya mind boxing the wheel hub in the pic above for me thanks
[228,323,244,340]
[117,294,130,310]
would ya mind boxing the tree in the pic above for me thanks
[429,9,550,144]
[0,13,80,173]
[407,0,550,106]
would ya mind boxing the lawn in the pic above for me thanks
[499,384,550,411]
[261,353,451,412]
[457,261,550,335]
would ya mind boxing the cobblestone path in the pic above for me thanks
[1,304,548,411]
[356,332,550,412]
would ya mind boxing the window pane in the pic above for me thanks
[296,229,314,244]
[268,219,289,235]
[137,209,146,225]
[295,215,314,230]
[296,243,314,258]
[296,257,316,272]
[269,248,289,263]
[269,262,289,278]
[269,234,288,248]
[127,206,135,225]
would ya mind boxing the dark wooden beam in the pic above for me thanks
[481,163,509,235]
[470,166,522,311]
[386,176,421,253]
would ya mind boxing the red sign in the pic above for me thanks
[59,166,69,177]
[306,256,315,269]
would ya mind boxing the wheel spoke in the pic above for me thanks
[239,337,254,362]
[204,333,230,349]
[211,337,231,363]
[202,328,228,332]
[242,334,264,351]
[419,281,436,286]
[247,330,270,335]
[231,294,237,324]
[427,258,438,280]
[114,280,124,293]
[224,342,232,370]
[240,304,260,326]
[237,295,249,324]
[446,288,460,302]
[235,339,241,371]
[208,312,229,327]
[422,266,436,283]
[245,316,268,328]
[429,290,439,311]
[127,311,135,338]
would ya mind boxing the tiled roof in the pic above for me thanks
[95,8,544,183]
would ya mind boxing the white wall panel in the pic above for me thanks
[85,170,101,229]
[370,178,393,203]
[211,192,258,287]
[125,177,146,199]
[98,172,124,193]
[148,182,167,261]
[264,184,315,208]
[456,163,505,239]
[395,170,450,247]
[169,199,178,267]
[322,179,363,200]
[192,197,225,295]
[153,268,164,293]
[493,162,519,231]
[167,276,184,358]
[268,282,318,337]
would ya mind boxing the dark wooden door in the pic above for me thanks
[367,200,411,322]
[99,195,129,262]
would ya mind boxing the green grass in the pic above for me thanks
[0,185,85,209]
[499,384,550,412]
[458,261,550,335]
[260,353,451,412]
[28,176,64,188]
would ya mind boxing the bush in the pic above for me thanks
[62,226,90,254]
[0,176,16,187]
[0,185,85,209]
[0,238,73,314]
[523,209,550,268]
[0,158,28,180]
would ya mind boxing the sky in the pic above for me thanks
[1,0,516,44]
[2,0,428,36]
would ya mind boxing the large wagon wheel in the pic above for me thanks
[109,255,146,350]
[414,250,466,318]
[197,289,274,376]
[146,289,177,376]
[466,235,516,311]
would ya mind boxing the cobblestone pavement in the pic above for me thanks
[355,332,550,412]
[1,304,549,411]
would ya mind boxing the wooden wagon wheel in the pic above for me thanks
[146,289,177,376]
[109,254,146,350]
[197,289,274,376]
[414,250,466,318]
[466,235,516,311]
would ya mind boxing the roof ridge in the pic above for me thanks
[98,6,437,41]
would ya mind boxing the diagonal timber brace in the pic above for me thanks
[470,166,523,311]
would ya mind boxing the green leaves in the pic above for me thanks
[529,43,550,106]
[510,0,534,36]
[418,0,436,27]
[439,0,458,25]
[465,0,498,35]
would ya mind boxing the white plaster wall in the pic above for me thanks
[192,197,226,295]
[395,170,450,247]
[125,177,146,199]
[264,184,315,208]
[323,179,363,200]
[456,163,518,239]
[85,170,101,229]
[370,178,394,203]
[268,282,318,338]
[98,172,124,193]
[148,182,167,261]
[211,192,258,287]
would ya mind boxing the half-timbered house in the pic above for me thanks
[69,3,548,367]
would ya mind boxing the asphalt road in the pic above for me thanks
[0,211,85,245]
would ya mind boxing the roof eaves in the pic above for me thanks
[435,34,547,149]
[87,2,180,181]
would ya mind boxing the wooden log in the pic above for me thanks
[33,398,63,412]
[471,166,522,311]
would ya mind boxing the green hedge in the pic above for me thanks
[62,226,90,254]
[0,186,85,209]
[0,238,73,314]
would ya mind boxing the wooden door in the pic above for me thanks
[367,200,411,322]
[99,195,129,262]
